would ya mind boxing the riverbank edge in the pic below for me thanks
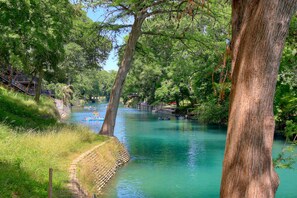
[68,136,130,197]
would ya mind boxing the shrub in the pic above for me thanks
[195,97,229,125]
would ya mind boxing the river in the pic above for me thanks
[68,103,296,198]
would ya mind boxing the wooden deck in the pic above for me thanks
[0,67,54,97]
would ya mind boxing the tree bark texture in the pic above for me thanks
[220,1,297,197]
[100,16,145,136]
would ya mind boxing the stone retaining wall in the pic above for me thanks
[69,137,130,197]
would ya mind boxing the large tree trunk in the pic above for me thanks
[220,1,297,197]
[100,16,145,136]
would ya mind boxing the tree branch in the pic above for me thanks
[118,3,135,16]
[141,31,186,40]
[144,9,184,18]
[98,24,133,30]
[142,0,168,10]
[141,30,211,50]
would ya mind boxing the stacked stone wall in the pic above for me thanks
[69,137,130,197]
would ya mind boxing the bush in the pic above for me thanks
[195,97,229,125]
[285,120,297,141]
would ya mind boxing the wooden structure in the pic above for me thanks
[0,66,54,97]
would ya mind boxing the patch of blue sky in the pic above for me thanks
[86,7,133,71]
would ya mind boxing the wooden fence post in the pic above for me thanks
[48,168,53,198]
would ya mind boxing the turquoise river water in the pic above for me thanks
[69,103,296,198]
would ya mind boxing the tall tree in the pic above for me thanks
[80,1,180,135]
[81,0,210,136]
[220,1,297,197]
[30,0,74,102]
[100,13,144,135]
[122,10,231,123]
[0,0,75,102]
[44,11,112,88]
[0,0,31,70]
[69,11,112,69]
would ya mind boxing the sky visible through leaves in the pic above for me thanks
[87,8,127,71]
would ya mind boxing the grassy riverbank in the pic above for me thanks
[0,86,108,197]
[0,86,58,129]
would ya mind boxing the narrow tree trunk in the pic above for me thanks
[9,66,13,87]
[100,16,145,136]
[220,1,297,197]
[27,69,36,92]
[175,97,180,108]
[34,67,43,103]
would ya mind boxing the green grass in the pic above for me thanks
[0,86,109,197]
[0,86,58,130]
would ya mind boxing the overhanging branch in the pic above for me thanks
[144,9,184,18]
[141,31,211,50]
[141,31,186,40]
[98,24,133,31]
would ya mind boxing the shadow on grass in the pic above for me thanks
[0,90,57,131]
[0,161,72,197]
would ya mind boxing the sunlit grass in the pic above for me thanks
[0,86,59,130]
[0,86,109,197]
[0,123,108,197]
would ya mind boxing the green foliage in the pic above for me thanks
[285,120,297,141]
[195,97,229,125]
[275,16,297,131]
[0,0,75,68]
[0,0,30,65]
[72,69,116,101]
[56,42,87,83]
[0,0,77,102]
[42,10,113,101]
[273,145,297,169]
[121,2,231,125]
[0,1,112,103]
[70,11,112,69]
[121,8,296,132]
